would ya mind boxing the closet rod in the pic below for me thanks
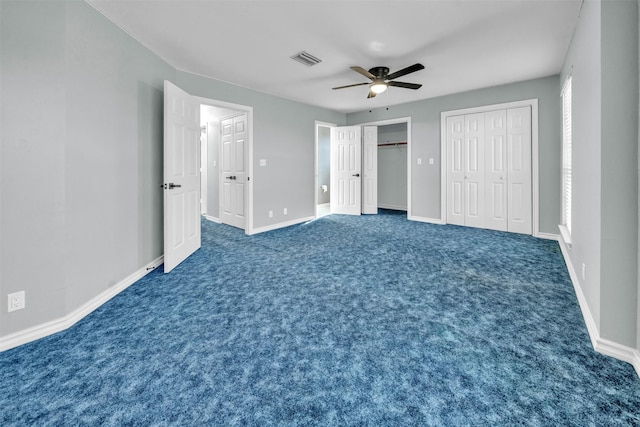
[378,141,407,147]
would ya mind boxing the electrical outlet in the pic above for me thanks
[581,263,586,281]
[283,208,287,215]
[268,210,273,218]
[8,291,25,312]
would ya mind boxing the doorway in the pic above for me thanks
[314,117,412,219]
[199,99,253,232]
[315,121,335,218]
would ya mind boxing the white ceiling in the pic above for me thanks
[87,0,582,114]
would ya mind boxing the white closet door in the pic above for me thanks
[446,115,465,226]
[507,106,532,234]
[331,126,362,215]
[464,113,485,228]
[484,110,508,231]
[362,126,378,214]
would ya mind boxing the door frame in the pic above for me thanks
[440,99,541,237]
[196,96,254,234]
[314,121,336,218]
[355,116,412,217]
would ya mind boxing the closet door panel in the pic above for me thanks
[484,110,507,231]
[464,113,485,228]
[446,115,465,226]
[507,106,532,234]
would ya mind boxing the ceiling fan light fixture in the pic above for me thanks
[370,81,388,94]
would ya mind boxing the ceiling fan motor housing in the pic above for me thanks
[369,67,389,79]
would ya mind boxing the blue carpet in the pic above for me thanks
[2,209,639,425]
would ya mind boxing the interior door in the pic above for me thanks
[163,80,201,273]
[331,126,362,215]
[362,126,378,214]
[484,110,508,231]
[446,115,465,226]
[220,113,247,229]
[507,106,532,234]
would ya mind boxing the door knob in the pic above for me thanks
[352,173,360,177]
[168,183,181,189]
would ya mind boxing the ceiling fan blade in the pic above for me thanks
[388,81,422,90]
[386,63,425,80]
[332,82,370,90]
[367,90,377,99]
[351,66,376,80]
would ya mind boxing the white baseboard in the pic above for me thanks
[558,234,640,379]
[408,215,446,225]
[0,256,164,352]
[204,214,220,223]
[536,231,559,241]
[249,216,315,235]
[633,350,640,379]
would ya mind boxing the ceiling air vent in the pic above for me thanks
[291,51,322,67]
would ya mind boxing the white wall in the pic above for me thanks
[0,0,345,339]
[1,0,174,337]
[560,0,639,349]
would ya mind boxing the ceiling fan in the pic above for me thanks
[332,63,425,98]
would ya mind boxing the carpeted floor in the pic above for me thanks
[2,209,639,425]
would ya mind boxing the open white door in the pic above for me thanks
[362,126,378,214]
[163,80,201,273]
[331,126,362,215]
[220,113,247,229]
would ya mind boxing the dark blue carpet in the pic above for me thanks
[2,209,639,425]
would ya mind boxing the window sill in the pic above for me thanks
[558,225,572,248]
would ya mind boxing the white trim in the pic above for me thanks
[204,214,221,223]
[354,116,412,219]
[314,121,337,219]
[0,256,164,352]
[249,216,315,235]
[440,99,540,236]
[536,232,559,241]
[558,224,572,248]
[558,235,640,379]
[195,96,254,235]
[407,215,446,225]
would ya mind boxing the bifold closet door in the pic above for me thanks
[507,106,532,234]
[484,110,508,231]
[446,115,465,226]
[446,113,485,227]
[446,106,532,234]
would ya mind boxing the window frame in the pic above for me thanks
[560,76,572,244]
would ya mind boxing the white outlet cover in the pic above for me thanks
[417,158,422,165]
[260,159,267,166]
[8,290,25,312]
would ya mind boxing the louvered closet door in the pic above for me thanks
[446,115,465,226]
[484,110,508,231]
[507,106,532,234]
[464,113,485,228]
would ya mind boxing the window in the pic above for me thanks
[561,76,572,236]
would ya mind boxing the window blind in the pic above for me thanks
[561,77,572,234]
